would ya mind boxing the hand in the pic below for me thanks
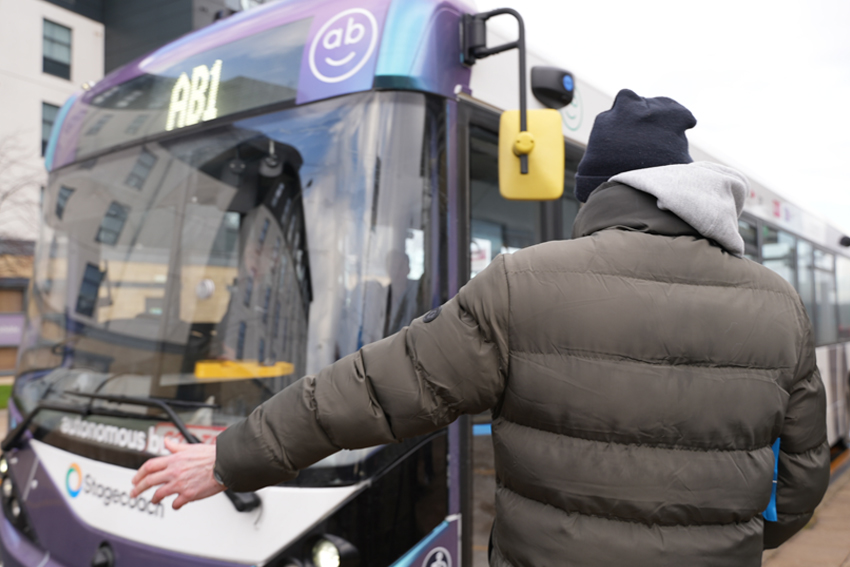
[131,438,226,510]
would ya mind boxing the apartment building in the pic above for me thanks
[0,0,104,374]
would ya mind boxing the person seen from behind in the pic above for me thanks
[132,89,829,566]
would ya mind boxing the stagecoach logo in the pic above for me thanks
[65,463,165,517]
[422,547,451,567]
[309,8,378,84]
[66,463,83,497]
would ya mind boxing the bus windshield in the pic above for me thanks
[17,91,438,484]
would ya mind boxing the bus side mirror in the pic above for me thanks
[498,109,565,200]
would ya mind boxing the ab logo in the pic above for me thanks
[309,8,378,84]
[422,547,451,567]
[66,463,83,498]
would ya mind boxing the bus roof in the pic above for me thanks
[44,0,849,254]
[47,0,475,171]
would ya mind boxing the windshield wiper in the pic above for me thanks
[2,399,158,451]
[2,393,261,513]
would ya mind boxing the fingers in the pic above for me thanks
[172,493,191,510]
[164,437,189,453]
[131,456,170,486]
[130,440,220,510]
[152,482,181,506]
[171,477,226,510]
[130,470,174,499]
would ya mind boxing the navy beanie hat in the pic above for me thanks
[575,89,697,203]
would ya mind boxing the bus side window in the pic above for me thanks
[761,226,796,286]
[837,256,850,340]
[561,147,582,238]
[738,219,759,261]
[797,240,816,331]
[470,125,542,277]
[814,249,838,345]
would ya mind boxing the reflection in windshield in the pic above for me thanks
[19,92,440,481]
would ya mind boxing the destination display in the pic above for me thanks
[73,17,312,159]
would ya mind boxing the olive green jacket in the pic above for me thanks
[216,176,828,566]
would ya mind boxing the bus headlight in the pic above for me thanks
[0,453,37,542]
[312,540,339,567]
[310,535,358,567]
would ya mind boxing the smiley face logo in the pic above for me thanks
[66,463,82,498]
[309,8,379,84]
[559,86,583,132]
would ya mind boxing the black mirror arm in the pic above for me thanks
[462,8,529,173]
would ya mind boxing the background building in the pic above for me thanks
[0,0,104,374]
[0,0,266,374]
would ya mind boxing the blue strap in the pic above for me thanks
[763,438,781,522]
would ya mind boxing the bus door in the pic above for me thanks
[456,100,582,567]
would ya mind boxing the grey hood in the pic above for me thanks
[610,161,749,256]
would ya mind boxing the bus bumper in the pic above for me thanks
[0,512,66,567]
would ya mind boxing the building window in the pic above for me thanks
[43,19,72,80]
[244,276,254,307]
[96,201,130,245]
[56,186,74,220]
[75,263,104,317]
[124,148,157,190]
[236,321,247,360]
[42,102,60,156]
[761,227,796,287]
[124,114,149,136]
[85,114,112,136]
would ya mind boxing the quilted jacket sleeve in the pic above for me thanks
[214,255,511,492]
[763,305,830,549]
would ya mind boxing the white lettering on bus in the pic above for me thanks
[60,416,147,452]
[83,474,165,518]
[166,59,223,131]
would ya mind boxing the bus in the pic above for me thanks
[2,0,849,566]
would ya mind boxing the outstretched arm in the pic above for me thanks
[132,255,510,503]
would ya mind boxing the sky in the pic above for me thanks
[475,0,850,234]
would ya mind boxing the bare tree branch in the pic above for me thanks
[0,134,44,249]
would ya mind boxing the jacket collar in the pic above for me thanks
[572,182,702,240]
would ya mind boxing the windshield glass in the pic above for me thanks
[17,91,440,484]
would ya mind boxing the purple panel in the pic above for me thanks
[295,0,392,104]
[0,515,60,567]
[415,3,471,97]
[374,0,473,99]
[445,98,462,517]
[83,0,324,104]
[0,314,24,347]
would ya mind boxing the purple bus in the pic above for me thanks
[5,0,850,566]
[0,0,590,566]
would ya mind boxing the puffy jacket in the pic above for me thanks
[216,163,829,566]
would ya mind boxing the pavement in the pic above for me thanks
[762,451,850,566]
